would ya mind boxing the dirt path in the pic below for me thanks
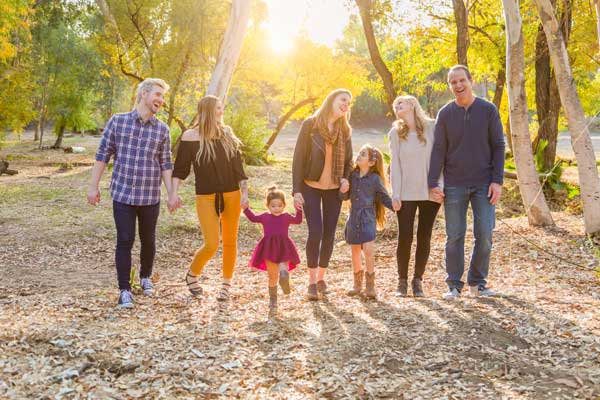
[1,139,600,398]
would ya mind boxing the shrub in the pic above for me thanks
[225,107,270,166]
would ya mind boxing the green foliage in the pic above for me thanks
[504,153,516,172]
[225,106,270,166]
[129,269,141,291]
[31,2,103,137]
[535,139,580,199]
[170,126,182,149]
[0,1,35,133]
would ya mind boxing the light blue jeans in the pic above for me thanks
[443,185,495,290]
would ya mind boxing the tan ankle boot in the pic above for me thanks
[269,286,277,318]
[365,272,376,299]
[347,270,363,296]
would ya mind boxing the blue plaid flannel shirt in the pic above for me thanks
[95,109,173,206]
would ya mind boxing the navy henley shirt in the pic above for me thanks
[428,97,505,188]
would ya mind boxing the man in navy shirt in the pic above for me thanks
[87,78,179,309]
[428,65,505,299]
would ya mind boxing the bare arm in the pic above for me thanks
[168,176,183,213]
[87,161,106,205]
[240,179,249,209]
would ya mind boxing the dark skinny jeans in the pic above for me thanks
[396,200,440,280]
[301,184,342,268]
[113,200,160,290]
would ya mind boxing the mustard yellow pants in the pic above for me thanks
[189,190,241,279]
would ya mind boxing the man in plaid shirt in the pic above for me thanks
[87,78,179,309]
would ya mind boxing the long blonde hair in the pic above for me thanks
[312,89,352,140]
[353,144,387,230]
[194,95,241,163]
[392,95,433,144]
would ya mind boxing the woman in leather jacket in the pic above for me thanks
[291,88,353,300]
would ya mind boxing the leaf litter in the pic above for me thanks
[0,160,599,398]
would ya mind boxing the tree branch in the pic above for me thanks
[264,98,316,151]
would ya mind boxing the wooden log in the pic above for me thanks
[0,160,18,175]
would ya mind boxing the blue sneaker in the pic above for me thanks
[140,277,154,296]
[117,290,134,309]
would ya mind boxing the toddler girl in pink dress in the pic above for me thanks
[243,186,302,318]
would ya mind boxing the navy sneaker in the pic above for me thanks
[140,277,154,296]
[117,290,134,309]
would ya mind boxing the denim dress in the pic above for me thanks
[343,171,394,245]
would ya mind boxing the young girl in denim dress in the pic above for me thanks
[340,144,394,299]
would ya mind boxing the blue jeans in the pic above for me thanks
[443,185,495,290]
[113,200,160,290]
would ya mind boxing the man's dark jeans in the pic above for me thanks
[113,200,160,291]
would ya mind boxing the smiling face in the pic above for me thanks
[355,147,374,172]
[393,98,413,119]
[141,85,166,115]
[448,68,474,105]
[331,92,351,120]
[268,198,285,216]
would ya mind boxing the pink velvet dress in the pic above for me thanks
[243,208,302,271]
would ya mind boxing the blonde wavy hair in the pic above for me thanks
[312,88,352,140]
[194,95,241,163]
[392,95,433,144]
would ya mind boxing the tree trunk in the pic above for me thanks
[355,0,396,115]
[38,112,46,149]
[534,0,600,234]
[167,43,193,128]
[594,0,600,52]
[264,98,316,151]
[504,114,513,154]
[491,61,506,110]
[97,0,136,74]
[534,0,572,171]
[502,0,554,226]
[206,0,251,102]
[53,121,66,149]
[452,0,470,65]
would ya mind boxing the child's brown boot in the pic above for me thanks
[269,286,278,318]
[347,270,364,296]
[365,272,377,300]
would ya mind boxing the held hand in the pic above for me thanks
[488,183,502,205]
[392,199,402,212]
[87,187,100,206]
[167,193,182,214]
[430,187,445,203]
[339,178,350,194]
[293,192,304,210]
[240,194,249,210]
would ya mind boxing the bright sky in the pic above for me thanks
[262,0,353,52]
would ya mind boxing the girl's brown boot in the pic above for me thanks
[365,272,377,300]
[347,270,364,296]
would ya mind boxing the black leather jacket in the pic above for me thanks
[292,117,353,194]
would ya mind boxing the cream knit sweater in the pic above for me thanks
[388,121,443,202]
